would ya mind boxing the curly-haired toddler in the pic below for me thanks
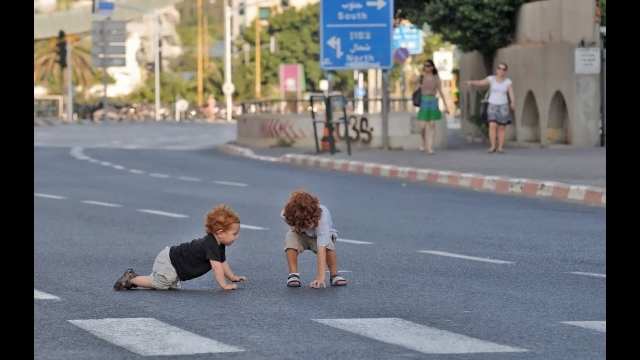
[281,190,347,288]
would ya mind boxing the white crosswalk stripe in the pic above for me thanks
[562,321,606,332]
[68,318,244,356]
[34,289,59,300]
[312,318,528,354]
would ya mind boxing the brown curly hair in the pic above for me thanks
[283,190,322,229]
[204,204,240,235]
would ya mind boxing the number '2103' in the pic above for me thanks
[349,32,371,40]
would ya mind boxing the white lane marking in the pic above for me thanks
[88,159,99,163]
[562,321,606,332]
[137,209,189,218]
[313,318,527,354]
[214,180,248,187]
[338,238,374,245]
[81,200,122,207]
[112,165,126,170]
[100,161,111,166]
[34,289,60,300]
[240,224,268,230]
[34,193,66,199]
[569,272,606,278]
[149,173,170,178]
[417,251,515,264]
[128,169,145,174]
[68,318,244,356]
[178,176,201,182]
[123,145,139,149]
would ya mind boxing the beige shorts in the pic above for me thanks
[149,247,181,290]
[284,230,336,254]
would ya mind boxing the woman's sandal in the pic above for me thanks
[286,273,301,287]
[330,275,347,286]
[113,268,139,290]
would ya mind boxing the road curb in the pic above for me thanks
[216,143,606,207]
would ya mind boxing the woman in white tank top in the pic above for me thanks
[464,63,516,153]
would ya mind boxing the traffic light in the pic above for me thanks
[239,1,245,15]
[57,30,67,69]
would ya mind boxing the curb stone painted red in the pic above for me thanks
[217,144,606,207]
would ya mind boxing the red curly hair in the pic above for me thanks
[204,204,240,235]
[283,190,322,229]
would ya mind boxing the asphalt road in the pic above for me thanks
[34,122,606,360]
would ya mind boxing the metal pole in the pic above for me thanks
[381,69,389,150]
[102,19,108,122]
[196,0,204,106]
[255,15,261,99]
[66,37,73,122]
[153,11,161,121]
[224,5,233,122]
[601,43,606,147]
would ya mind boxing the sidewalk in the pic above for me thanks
[216,125,606,207]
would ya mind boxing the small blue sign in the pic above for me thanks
[393,25,423,55]
[393,47,410,64]
[355,87,366,98]
[97,1,115,17]
[320,0,394,70]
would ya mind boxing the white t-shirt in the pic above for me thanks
[486,76,512,105]
[281,204,338,247]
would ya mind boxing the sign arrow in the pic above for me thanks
[327,36,343,59]
[366,0,387,10]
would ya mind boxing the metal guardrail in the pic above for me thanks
[238,97,417,115]
[34,96,63,120]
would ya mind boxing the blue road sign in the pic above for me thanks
[320,0,394,70]
[393,25,423,55]
[393,47,410,64]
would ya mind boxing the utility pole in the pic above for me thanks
[203,2,209,70]
[153,11,161,120]
[197,0,204,105]
[66,36,73,122]
[224,4,233,122]
[255,16,261,99]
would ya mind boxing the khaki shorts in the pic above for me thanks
[149,247,181,290]
[284,230,336,254]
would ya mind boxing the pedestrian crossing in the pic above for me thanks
[36,289,605,357]
[68,318,244,356]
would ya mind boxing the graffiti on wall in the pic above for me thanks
[336,115,373,144]
[260,118,313,138]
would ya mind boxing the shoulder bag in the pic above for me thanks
[412,75,423,107]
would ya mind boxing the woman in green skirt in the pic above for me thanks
[411,59,450,154]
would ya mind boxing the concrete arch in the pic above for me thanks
[547,91,570,144]
[519,90,540,142]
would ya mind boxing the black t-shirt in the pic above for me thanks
[169,234,226,281]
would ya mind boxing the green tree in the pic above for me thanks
[395,0,535,72]
[34,37,94,100]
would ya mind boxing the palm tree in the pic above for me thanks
[34,36,94,100]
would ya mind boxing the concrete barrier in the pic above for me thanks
[236,112,448,150]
